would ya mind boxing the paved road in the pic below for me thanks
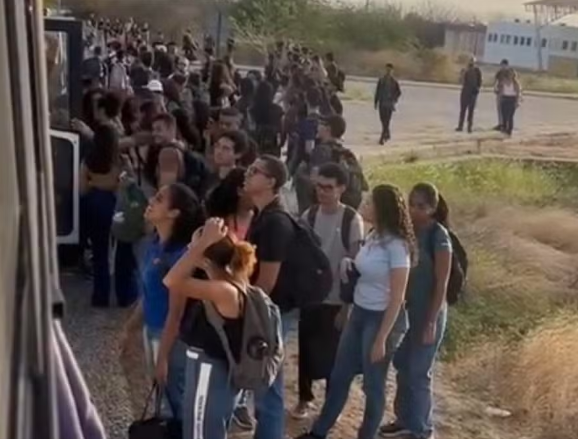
[343,81,578,155]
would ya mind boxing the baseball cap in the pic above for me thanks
[147,79,164,93]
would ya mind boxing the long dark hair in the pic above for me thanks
[84,125,119,174]
[372,184,418,266]
[165,183,206,249]
[82,88,104,129]
[251,80,275,125]
[411,182,449,228]
[205,168,247,219]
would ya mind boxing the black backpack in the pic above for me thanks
[428,224,468,305]
[160,145,210,199]
[266,210,333,310]
[330,146,368,210]
[306,204,356,252]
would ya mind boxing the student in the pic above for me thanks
[294,163,364,419]
[297,184,416,439]
[123,183,204,418]
[456,56,482,134]
[499,68,522,137]
[209,130,249,191]
[80,126,138,308]
[249,81,284,157]
[206,167,257,431]
[374,63,401,145]
[493,59,510,131]
[162,218,257,439]
[206,168,254,241]
[379,183,452,439]
[244,155,296,439]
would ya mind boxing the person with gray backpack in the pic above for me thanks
[161,218,283,439]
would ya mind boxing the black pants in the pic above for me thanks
[379,106,394,142]
[458,92,478,130]
[500,96,517,135]
[298,304,343,403]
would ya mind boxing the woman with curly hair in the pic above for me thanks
[297,184,417,439]
[379,182,452,439]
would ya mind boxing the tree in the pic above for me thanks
[227,0,310,53]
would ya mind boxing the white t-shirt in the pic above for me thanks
[353,232,410,311]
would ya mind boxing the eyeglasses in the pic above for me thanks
[247,166,271,178]
[316,182,337,192]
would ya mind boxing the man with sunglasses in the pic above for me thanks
[244,155,296,439]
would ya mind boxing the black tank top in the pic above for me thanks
[179,271,243,362]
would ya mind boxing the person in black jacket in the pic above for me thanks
[374,63,402,145]
[456,56,483,133]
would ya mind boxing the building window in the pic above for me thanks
[527,37,532,46]
[500,34,506,44]
[572,41,578,52]
[562,40,569,50]
[514,36,519,45]
[505,35,512,44]
[542,38,548,48]
[488,33,493,42]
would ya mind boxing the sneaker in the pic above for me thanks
[232,405,255,431]
[291,401,315,420]
[379,423,411,438]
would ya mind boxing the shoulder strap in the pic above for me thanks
[427,222,442,261]
[307,205,319,228]
[341,206,356,253]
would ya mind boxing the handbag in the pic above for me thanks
[128,384,181,439]
[340,263,360,304]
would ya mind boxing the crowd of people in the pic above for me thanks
[72,16,466,439]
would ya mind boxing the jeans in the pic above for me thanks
[458,92,478,130]
[84,188,138,307]
[182,347,241,439]
[379,105,394,142]
[500,96,517,135]
[253,312,296,439]
[393,305,447,439]
[143,327,187,419]
[311,306,407,439]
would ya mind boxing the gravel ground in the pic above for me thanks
[61,272,149,439]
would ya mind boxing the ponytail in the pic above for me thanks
[231,241,257,278]
[434,193,450,228]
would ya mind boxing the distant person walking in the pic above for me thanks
[456,56,482,133]
[498,68,522,136]
[374,63,401,145]
[493,59,510,131]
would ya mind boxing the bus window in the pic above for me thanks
[45,31,69,128]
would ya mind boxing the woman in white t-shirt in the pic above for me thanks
[299,184,417,439]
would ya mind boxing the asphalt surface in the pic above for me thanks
[343,81,578,153]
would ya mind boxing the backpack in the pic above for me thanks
[111,177,148,243]
[203,283,284,391]
[265,210,333,309]
[428,223,468,305]
[307,204,356,252]
[330,146,368,210]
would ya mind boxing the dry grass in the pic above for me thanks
[369,158,578,439]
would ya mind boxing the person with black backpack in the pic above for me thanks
[245,155,333,439]
[379,182,467,439]
[293,163,364,420]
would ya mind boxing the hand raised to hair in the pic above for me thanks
[199,218,228,247]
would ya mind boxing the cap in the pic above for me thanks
[147,79,164,93]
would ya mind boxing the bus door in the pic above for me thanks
[44,18,83,246]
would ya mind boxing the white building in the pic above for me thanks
[484,19,578,75]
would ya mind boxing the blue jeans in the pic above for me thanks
[182,347,241,439]
[143,327,187,420]
[393,305,447,439]
[311,306,407,439]
[253,312,297,439]
[84,188,138,307]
